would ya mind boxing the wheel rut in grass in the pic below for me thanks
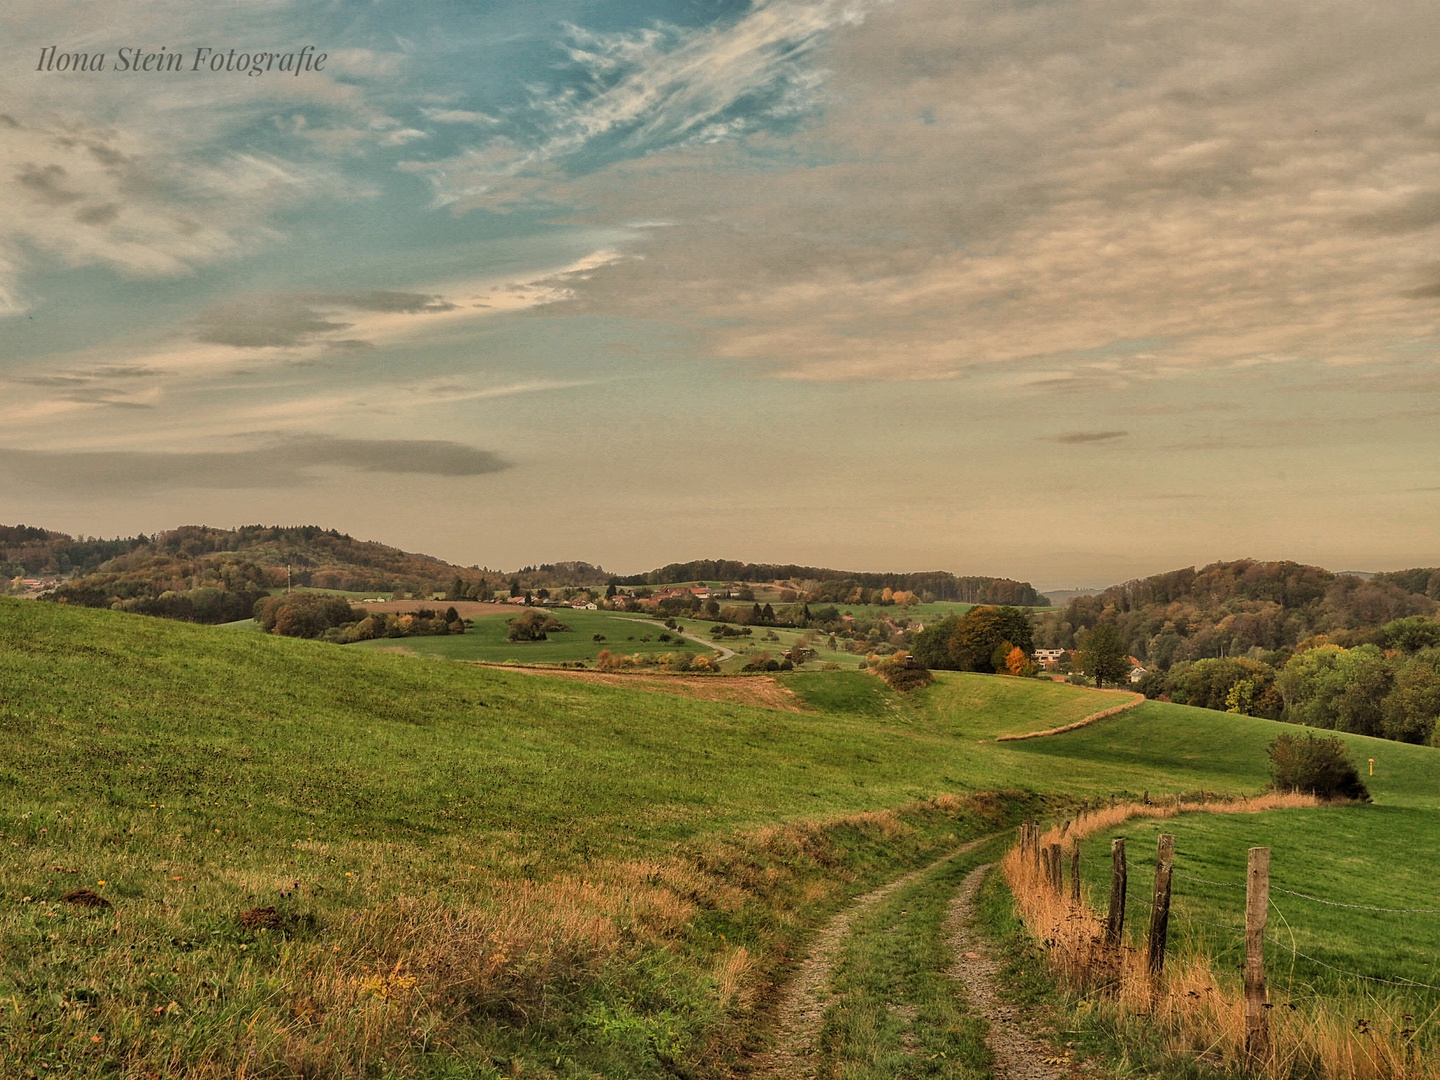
[947,864,1070,1080]
[748,832,997,1079]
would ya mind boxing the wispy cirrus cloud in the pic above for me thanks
[414,0,872,210]
[0,2,416,315]
[193,291,458,349]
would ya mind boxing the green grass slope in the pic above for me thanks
[1006,699,1439,805]
[4,598,1437,1077]
[0,600,1114,1078]
[1,604,1098,856]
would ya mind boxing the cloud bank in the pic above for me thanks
[525,0,1440,381]
[0,436,509,494]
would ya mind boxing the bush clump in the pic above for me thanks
[507,611,570,642]
[872,651,935,693]
[254,593,358,638]
[1267,731,1370,801]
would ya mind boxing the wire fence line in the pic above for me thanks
[1173,867,1440,915]
[1267,937,1440,993]
[1073,864,1440,994]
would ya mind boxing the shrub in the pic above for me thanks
[507,611,569,642]
[873,651,935,692]
[254,593,358,638]
[1267,732,1370,801]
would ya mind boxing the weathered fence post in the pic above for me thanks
[1105,837,1127,947]
[1030,822,1042,879]
[1049,843,1064,896]
[1070,843,1081,906]
[1145,834,1175,980]
[1245,847,1271,1062]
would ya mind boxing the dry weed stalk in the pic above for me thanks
[1004,796,1435,1080]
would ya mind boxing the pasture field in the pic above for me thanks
[3,597,1438,1078]
[714,624,858,670]
[348,608,699,665]
[1074,804,1440,1012]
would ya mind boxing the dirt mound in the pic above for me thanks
[239,906,284,930]
[61,888,112,909]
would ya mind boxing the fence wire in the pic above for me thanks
[1174,867,1440,915]
[1051,854,1440,997]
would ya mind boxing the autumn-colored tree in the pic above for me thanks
[1004,644,1035,677]
[947,606,1035,672]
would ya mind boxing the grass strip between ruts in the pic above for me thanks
[814,834,1013,1080]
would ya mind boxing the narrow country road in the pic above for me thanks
[616,615,736,662]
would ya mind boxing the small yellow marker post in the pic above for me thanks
[1369,758,1375,776]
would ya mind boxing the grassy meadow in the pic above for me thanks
[1072,803,1440,1013]
[3,597,1439,1078]
[348,608,697,665]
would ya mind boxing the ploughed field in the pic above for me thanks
[2,598,1436,1079]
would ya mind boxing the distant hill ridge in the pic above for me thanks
[613,559,1044,605]
[1035,557,1439,666]
[2,522,1045,619]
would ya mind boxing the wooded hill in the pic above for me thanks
[1036,558,1436,666]
[0,524,147,578]
[614,559,1045,606]
[31,525,507,622]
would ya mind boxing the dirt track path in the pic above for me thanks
[947,865,1068,1080]
[748,834,998,1079]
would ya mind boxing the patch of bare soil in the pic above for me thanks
[500,668,810,712]
[239,906,284,931]
[747,833,998,1079]
[947,865,1078,1080]
[61,888,111,909]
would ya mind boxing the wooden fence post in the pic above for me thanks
[1030,822,1042,879]
[1070,843,1081,906]
[1245,847,1271,1062]
[1145,834,1175,980]
[1105,838,1127,947]
[1049,843,1064,896]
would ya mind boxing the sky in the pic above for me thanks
[1,0,1438,589]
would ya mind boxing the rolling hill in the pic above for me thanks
[2,598,1436,1078]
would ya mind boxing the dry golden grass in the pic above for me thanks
[69,794,1004,1079]
[1003,796,1437,1080]
[993,691,1145,741]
